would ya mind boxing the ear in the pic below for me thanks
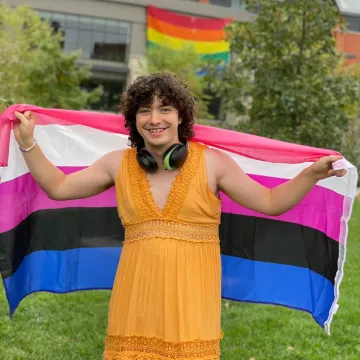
[178,117,182,124]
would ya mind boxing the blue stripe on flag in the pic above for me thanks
[2,249,334,329]
[2,248,122,317]
[221,255,335,328]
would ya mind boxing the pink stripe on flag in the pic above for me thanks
[221,174,346,243]
[0,167,117,233]
[0,105,340,167]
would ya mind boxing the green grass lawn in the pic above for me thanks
[1,200,359,359]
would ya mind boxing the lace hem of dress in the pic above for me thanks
[104,333,222,360]
[103,352,220,360]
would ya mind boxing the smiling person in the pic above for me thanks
[13,72,346,360]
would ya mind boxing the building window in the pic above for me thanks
[82,79,126,112]
[208,0,245,8]
[231,0,246,10]
[183,0,245,9]
[345,15,360,32]
[39,11,131,63]
[209,0,232,6]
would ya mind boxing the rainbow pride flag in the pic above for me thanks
[147,5,233,63]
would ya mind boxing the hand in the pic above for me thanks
[308,155,347,181]
[14,111,36,149]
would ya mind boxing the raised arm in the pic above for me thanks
[207,147,346,216]
[14,111,123,201]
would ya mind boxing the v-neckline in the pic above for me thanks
[141,142,193,219]
[143,167,183,217]
[130,141,200,221]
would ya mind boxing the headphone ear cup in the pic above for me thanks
[163,144,188,170]
[136,149,158,173]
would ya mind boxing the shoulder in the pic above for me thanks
[189,140,235,169]
[205,145,232,166]
[102,149,126,164]
[101,149,127,181]
[204,145,240,182]
[189,141,222,159]
[201,145,228,180]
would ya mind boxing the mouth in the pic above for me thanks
[147,128,168,134]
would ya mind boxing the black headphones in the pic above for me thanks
[136,143,188,173]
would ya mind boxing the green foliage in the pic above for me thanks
[339,62,360,174]
[0,98,13,114]
[0,4,102,109]
[204,0,360,166]
[143,44,213,119]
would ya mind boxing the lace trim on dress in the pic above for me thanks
[104,333,222,360]
[124,219,219,243]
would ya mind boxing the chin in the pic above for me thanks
[144,134,171,146]
[147,138,169,148]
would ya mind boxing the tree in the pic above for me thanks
[140,44,213,120]
[204,0,360,157]
[338,62,360,172]
[0,4,102,109]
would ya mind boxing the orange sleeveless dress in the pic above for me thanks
[104,141,223,360]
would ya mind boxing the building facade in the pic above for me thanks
[6,0,253,112]
[334,1,360,67]
[6,0,357,113]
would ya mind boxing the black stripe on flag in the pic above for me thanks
[0,208,338,283]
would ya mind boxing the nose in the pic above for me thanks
[149,110,161,125]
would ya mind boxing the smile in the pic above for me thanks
[148,128,167,133]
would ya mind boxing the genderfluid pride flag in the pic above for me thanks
[0,104,358,335]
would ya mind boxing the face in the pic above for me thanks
[136,96,182,150]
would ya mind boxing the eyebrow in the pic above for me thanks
[138,104,173,109]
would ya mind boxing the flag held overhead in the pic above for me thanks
[0,104,357,336]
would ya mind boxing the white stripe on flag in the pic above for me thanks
[2,125,129,182]
[0,124,355,197]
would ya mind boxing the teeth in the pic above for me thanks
[150,129,165,133]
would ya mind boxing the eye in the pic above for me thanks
[161,107,171,113]
[138,108,150,114]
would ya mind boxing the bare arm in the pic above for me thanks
[209,148,345,216]
[14,110,123,201]
[22,144,122,200]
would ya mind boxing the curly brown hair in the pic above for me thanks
[119,72,196,148]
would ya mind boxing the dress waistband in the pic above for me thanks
[124,219,220,244]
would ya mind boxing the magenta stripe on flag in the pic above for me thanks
[221,174,346,243]
[0,167,117,233]
[0,169,346,242]
[339,196,353,244]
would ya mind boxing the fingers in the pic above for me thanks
[326,155,342,163]
[14,111,29,125]
[328,169,347,177]
[14,111,35,125]
[25,111,36,126]
[336,169,347,177]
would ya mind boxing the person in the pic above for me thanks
[13,72,346,360]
